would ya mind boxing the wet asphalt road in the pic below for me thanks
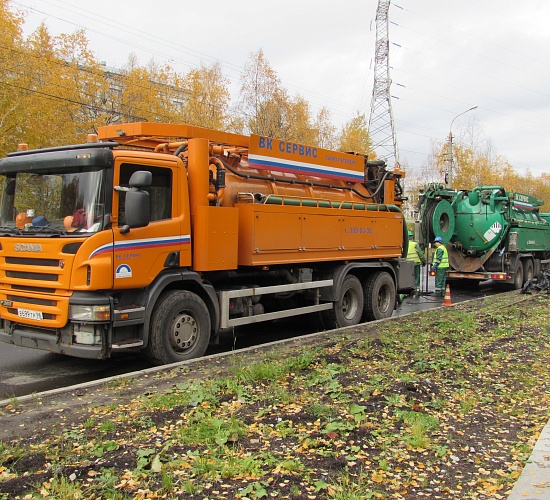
[0,278,498,401]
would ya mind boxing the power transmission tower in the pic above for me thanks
[368,0,399,167]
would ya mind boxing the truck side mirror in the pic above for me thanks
[123,171,152,231]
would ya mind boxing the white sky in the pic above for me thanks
[13,0,550,178]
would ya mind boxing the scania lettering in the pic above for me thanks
[14,243,43,252]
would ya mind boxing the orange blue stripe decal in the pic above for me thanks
[89,235,190,259]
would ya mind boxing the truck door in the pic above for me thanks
[112,158,190,289]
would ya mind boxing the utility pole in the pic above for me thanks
[368,0,399,167]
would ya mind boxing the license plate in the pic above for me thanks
[18,308,44,321]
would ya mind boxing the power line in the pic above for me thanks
[0,80,148,121]
[13,0,367,126]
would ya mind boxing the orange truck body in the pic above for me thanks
[0,122,413,364]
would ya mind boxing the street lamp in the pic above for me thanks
[447,105,478,188]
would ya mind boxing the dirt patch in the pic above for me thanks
[1,291,549,499]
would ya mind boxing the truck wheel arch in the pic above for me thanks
[144,289,211,365]
[141,270,220,348]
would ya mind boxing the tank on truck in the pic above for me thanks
[416,183,550,289]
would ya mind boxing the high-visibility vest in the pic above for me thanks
[434,244,449,268]
[407,241,422,264]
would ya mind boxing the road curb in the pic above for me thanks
[507,419,550,499]
[0,297,443,408]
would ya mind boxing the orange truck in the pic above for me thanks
[0,122,413,364]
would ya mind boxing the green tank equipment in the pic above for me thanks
[416,183,550,288]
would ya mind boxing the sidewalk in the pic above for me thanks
[508,418,550,499]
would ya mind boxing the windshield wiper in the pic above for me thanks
[0,226,21,235]
[30,226,66,235]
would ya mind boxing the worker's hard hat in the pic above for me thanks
[434,236,443,243]
[63,216,77,232]
[408,231,413,238]
[32,215,48,227]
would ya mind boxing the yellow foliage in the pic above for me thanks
[338,112,375,156]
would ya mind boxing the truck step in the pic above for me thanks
[111,339,144,349]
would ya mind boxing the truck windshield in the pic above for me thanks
[0,170,105,234]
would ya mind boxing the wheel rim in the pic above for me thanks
[342,288,361,320]
[169,312,198,353]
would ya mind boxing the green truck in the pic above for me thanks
[416,183,550,289]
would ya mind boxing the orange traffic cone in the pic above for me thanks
[442,284,453,306]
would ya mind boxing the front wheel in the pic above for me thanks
[144,290,211,365]
[322,275,364,329]
[362,271,396,321]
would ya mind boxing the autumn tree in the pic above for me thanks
[533,174,550,209]
[239,49,287,137]
[180,62,231,130]
[412,117,550,211]
[0,0,27,155]
[47,30,108,142]
[117,54,167,122]
[18,23,76,149]
[314,107,337,150]
[338,112,374,156]
[282,95,317,144]
[239,50,341,147]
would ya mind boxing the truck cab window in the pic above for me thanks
[118,164,172,225]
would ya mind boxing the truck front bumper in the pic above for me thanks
[0,321,106,359]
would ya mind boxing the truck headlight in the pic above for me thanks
[69,304,110,321]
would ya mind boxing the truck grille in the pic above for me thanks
[6,270,59,281]
[1,255,67,292]
[7,294,56,306]
[0,253,71,327]
[6,257,60,267]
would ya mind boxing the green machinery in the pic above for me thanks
[416,183,550,289]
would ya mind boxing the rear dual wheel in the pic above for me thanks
[362,271,396,321]
[322,271,396,329]
[322,275,364,329]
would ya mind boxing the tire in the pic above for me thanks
[523,258,534,285]
[534,258,541,277]
[322,275,364,329]
[511,260,524,290]
[362,271,396,321]
[144,290,211,365]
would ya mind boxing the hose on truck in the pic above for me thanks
[215,155,392,203]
